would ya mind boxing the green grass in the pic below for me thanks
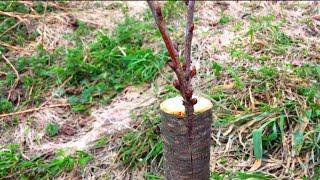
[161,1,186,22]
[1,1,319,179]
[0,98,13,114]
[144,172,163,180]
[212,62,222,78]
[249,15,292,55]
[0,2,177,178]
[94,137,109,149]
[210,171,272,180]
[0,2,58,53]
[206,61,319,164]
[229,14,293,63]
[118,108,162,169]
[0,144,93,179]
[0,15,167,113]
[45,123,59,137]
[219,13,232,25]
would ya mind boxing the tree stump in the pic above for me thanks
[160,96,212,180]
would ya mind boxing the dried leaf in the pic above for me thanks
[249,159,262,171]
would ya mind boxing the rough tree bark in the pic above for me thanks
[160,97,212,179]
[147,1,212,179]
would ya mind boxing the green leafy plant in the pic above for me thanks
[0,98,13,113]
[45,123,59,137]
[236,172,272,180]
[94,137,108,149]
[219,13,232,25]
[210,171,272,180]
[228,67,244,89]
[212,62,222,78]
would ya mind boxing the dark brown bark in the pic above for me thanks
[160,109,212,180]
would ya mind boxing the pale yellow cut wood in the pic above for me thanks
[160,96,213,118]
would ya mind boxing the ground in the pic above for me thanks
[0,1,319,179]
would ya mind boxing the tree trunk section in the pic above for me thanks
[160,97,212,180]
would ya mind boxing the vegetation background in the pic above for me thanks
[0,1,319,179]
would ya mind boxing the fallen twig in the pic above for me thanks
[0,104,70,118]
[41,1,48,48]
[0,40,26,52]
[0,71,7,76]
[2,54,20,101]
[0,11,41,19]
[0,20,23,38]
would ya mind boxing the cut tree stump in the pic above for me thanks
[160,96,213,180]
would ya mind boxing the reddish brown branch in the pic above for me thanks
[147,1,180,68]
[147,1,188,101]
[147,0,197,177]
[147,1,196,103]
[183,0,196,119]
[184,0,195,89]
[147,0,197,118]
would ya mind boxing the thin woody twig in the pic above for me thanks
[182,2,196,177]
[184,0,195,86]
[0,40,25,52]
[147,1,195,102]
[0,104,70,118]
[147,0,197,177]
[147,1,188,102]
[2,54,20,100]
[0,20,23,38]
[41,1,48,47]
[147,1,180,67]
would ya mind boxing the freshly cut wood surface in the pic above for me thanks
[160,96,212,118]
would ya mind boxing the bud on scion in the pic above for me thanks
[182,64,186,71]
[173,42,179,51]
[168,61,176,70]
[190,23,194,32]
[185,89,193,100]
[191,98,197,105]
[190,67,196,78]
[185,75,189,81]
[173,80,180,90]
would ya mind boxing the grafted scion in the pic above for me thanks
[147,0,197,178]
[146,1,196,113]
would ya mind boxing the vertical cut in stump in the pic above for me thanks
[160,96,213,180]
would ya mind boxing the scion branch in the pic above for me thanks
[147,1,196,108]
[147,0,197,176]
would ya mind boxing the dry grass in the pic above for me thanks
[0,1,319,179]
[193,1,319,179]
